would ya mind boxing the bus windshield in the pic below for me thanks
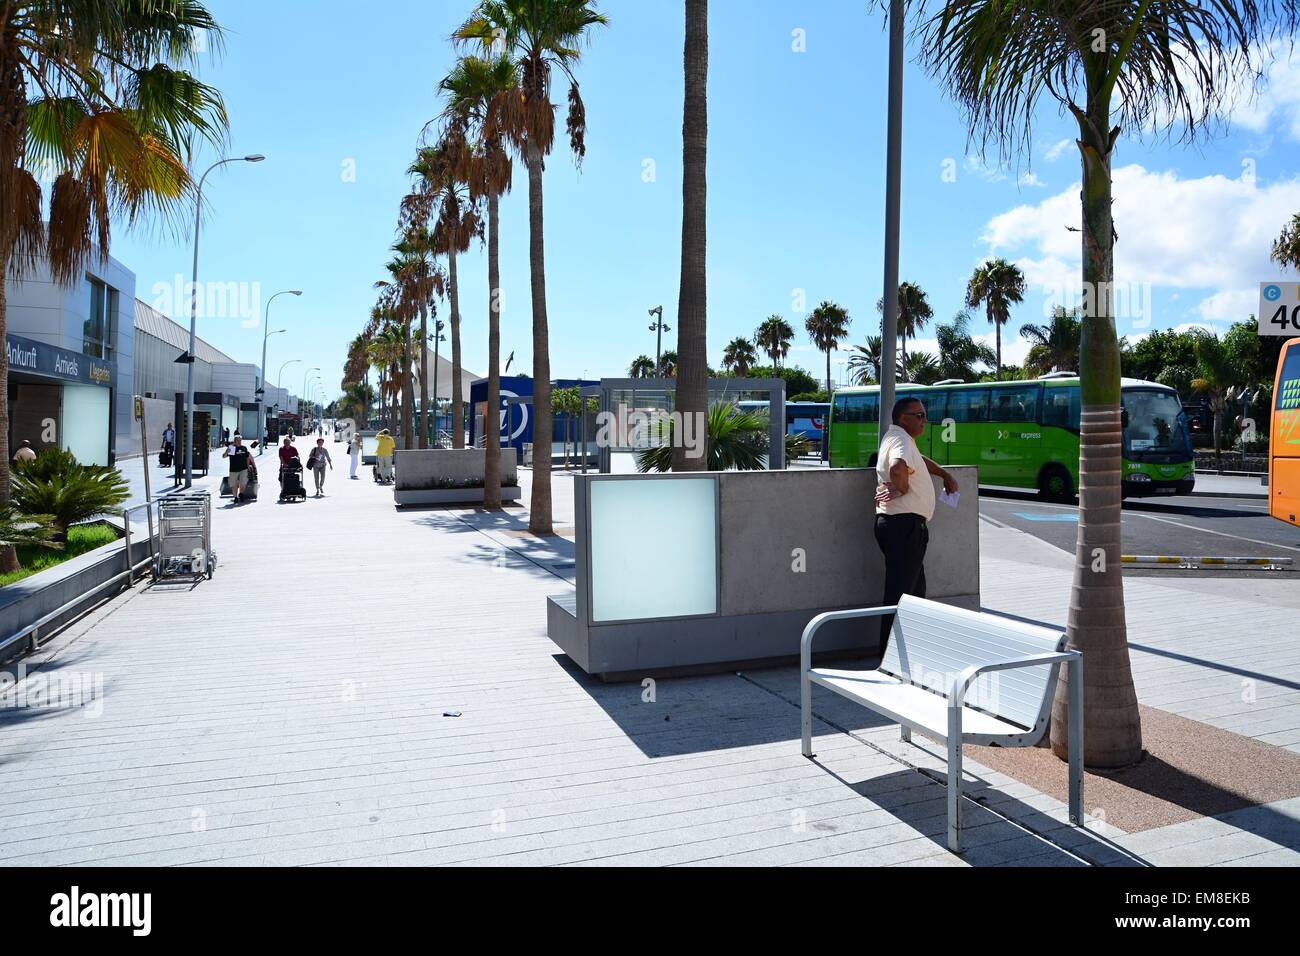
[1122,389,1191,456]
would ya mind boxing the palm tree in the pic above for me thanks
[721,337,757,375]
[1021,306,1082,377]
[965,259,1025,380]
[405,142,480,449]
[1273,213,1300,271]
[455,0,610,536]
[903,351,942,385]
[934,311,996,381]
[368,322,406,433]
[1191,331,1235,474]
[673,0,709,473]
[440,53,518,508]
[0,1,229,572]
[920,0,1295,768]
[397,227,446,449]
[806,301,852,394]
[876,282,933,381]
[637,401,769,472]
[11,450,130,545]
[847,336,883,385]
[657,351,678,377]
[629,355,655,378]
[755,315,794,369]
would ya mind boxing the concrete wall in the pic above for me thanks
[393,447,518,490]
[549,466,980,679]
[719,467,979,615]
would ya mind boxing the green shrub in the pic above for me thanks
[11,448,130,544]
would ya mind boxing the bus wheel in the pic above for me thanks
[1039,465,1073,502]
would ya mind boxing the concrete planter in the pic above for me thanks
[0,527,154,662]
[392,447,518,507]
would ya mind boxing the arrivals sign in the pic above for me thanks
[1259,282,1300,337]
[5,334,115,387]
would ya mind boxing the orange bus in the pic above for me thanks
[1272,336,1300,526]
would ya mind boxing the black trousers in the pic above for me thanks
[873,513,929,650]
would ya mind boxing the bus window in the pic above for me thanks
[1041,386,1080,430]
[1121,389,1191,455]
[990,385,1039,422]
[841,393,879,423]
[947,388,990,422]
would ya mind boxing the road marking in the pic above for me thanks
[1127,511,1300,555]
[1012,512,1080,523]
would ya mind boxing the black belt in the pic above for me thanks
[878,512,927,526]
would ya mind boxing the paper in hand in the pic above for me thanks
[939,489,960,509]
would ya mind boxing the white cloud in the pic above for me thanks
[1045,138,1074,161]
[980,163,1300,327]
[1214,44,1300,142]
[1018,171,1046,188]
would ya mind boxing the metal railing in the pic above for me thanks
[0,501,159,660]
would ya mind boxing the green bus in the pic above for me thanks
[828,374,1195,500]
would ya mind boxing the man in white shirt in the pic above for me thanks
[874,397,959,648]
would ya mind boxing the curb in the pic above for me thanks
[1188,489,1268,500]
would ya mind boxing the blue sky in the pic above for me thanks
[108,0,1300,400]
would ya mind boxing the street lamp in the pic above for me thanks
[301,367,320,422]
[270,358,300,440]
[429,321,446,445]
[183,153,265,487]
[878,0,903,454]
[648,306,669,375]
[258,289,302,455]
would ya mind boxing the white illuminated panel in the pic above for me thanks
[589,477,717,623]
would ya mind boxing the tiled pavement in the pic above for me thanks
[0,450,1295,866]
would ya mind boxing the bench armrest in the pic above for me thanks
[948,650,1079,711]
[800,606,898,675]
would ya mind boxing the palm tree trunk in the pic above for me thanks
[402,318,415,450]
[673,0,708,474]
[1051,96,1142,768]
[0,247,18,573]
[900,329,908,382]
[449,248,465,449]
[995,318,1003,380]
[526,147,552,535]
[418,304,429,449]
[484,194,503,509]
[1213,404,1223,474]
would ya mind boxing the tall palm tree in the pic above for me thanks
[368,322,406,433]
[920,0,1295,768]
[405,142,480,449]
[876,282,932,381]
[395,227,445,449]
[1273,213,1300,271]
[755,315,794,369]
[374,251,424,448]
[806,301,852,393]
[1021,306,1082,377]
[965,259,1024,380]
[629,355,655,378]
[721,337,757,375]
[440,53,518,508]
[455,0,610,535]
[1191,331,1235,474]
[847,336,883,385]
[903,351,942,385]
[0,0,229,573]
[673,0,708,473]
[657,351,678,377]
[934,311,996,381]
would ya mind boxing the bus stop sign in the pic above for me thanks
[1260,282,1300,336]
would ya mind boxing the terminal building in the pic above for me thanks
[4,248,301,465]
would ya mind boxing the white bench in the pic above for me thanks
[800,594,1083,853]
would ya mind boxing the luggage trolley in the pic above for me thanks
[155,491,217,581]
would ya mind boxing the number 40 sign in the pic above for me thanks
[1260,282,1300,336]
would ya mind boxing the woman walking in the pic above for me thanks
[349,432,363,479]
[306,438,333,497]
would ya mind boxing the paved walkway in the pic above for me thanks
[0,451,1295,866]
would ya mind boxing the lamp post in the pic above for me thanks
[258,290,302,455]
[183,154,265,487]
[272,359,300,442]
[301,367,319,423]
[878,0,903,454]
[648,306,669,375]
[304,373,320,433]
[429,321,446,446]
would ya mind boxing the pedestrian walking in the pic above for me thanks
[349,433,362,479]
[873,397,959,648]
[222,434,254,504]
[306,438,333,497]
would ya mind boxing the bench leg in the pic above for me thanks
[801,671,813,758]
[1067,656,1084,827]
[900,725,912,744]
[947,712,963,853]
